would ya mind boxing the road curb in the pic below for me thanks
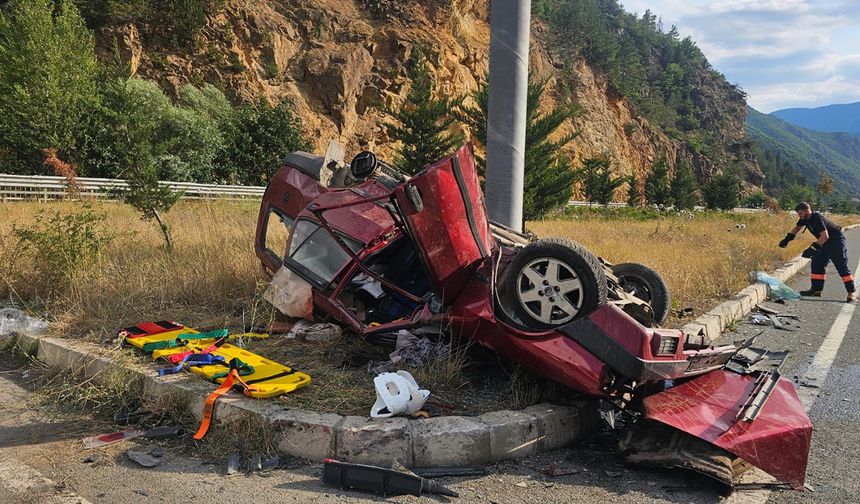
[681,223,860,343]
[2,332,598,468]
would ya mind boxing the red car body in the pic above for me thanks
[255,144,812,489]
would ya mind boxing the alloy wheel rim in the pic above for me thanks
[516,257,584,324]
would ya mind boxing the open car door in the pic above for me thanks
[393,144,494,305]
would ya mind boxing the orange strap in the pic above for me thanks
[193,369,258,440]
[843,275,854,282]
[811,273,827,280]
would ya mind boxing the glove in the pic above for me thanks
[801,242,821,258]
[778,233,796,248]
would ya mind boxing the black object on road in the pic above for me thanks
[322,459,458,497]
[144,425,182,439]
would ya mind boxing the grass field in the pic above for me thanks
[2,201,858,338]
[3,200,858,414]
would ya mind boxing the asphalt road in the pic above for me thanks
[1,228,858,503]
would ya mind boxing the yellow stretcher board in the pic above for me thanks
[184,342,311,399]
[148,333,270,361]
[124,328,201,349]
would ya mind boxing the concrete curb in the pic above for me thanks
[681,223,860,343]
[3,333,599,468]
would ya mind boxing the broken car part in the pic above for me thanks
[322,459,458,497]
[370,370,430,418]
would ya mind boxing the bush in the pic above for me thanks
[218,100,313,185]
[575,155,623,206]
[12,205,112,289]
[741,190,767,209]
[644,157,671,206]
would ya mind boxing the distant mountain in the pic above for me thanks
[771,102,860,137]
[745,107,860,198]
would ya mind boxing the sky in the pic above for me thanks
[620,0,860,112]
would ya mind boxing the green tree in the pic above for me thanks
[626,174,642,207]
[123,166,182,249]
[670,162,697,210]
[456,78,580,219]
[386,49,463,175]
[779,184,816,210]
[703,173,740,210]
[644,157,671,206]
[0,0,99,173]
[575,155,624,206]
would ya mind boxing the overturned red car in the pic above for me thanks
[254,143,812,489]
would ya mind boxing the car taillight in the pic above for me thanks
[653,335,679,356]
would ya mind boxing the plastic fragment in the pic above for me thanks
[82,429,145,449]
[226,454,241,475]
[755,272,801,301]
[127,449,162,468]
[144,425,181,439]
[0,308,48,336]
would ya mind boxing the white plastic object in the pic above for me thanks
[370,371,430,418]
[0,308,49,336]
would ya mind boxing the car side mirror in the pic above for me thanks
[350,151,378,180]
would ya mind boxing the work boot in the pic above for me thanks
[848,292,858,303]
[799,289,822,297]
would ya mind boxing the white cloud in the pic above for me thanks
[620,0,860,111]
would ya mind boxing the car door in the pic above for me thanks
[393,144,494,304]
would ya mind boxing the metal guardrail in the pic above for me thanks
[0,174,265,201]
[567,200,766,213]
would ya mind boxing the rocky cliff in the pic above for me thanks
[98,0,762,193]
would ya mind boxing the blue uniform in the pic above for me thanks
[797,212,854,293]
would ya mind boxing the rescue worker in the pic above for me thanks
[779,202,856,302]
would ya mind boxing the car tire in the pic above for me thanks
[499,238,607,330]
[611,262,671,325]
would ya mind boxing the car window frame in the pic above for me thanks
[285,218,363,290]
[262,207,295,267]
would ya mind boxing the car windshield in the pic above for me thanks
[288,220,361,285]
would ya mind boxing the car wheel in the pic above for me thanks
[611,262,671,325]
[500,238,607,329]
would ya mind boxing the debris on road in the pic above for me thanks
[144,425,181,439]
[226,454,241,475]
[82,429,145,449]
[413,466,487,478]
[542,464,578,477]
[755,271,801,301]
[322,459,458,497]
[748,306,800,331]
[261,455,281,472]
[127,449,163,468]
[82,453,101,464]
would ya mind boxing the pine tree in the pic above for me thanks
[626,174,642,207]
[576,155,624,206]
[670,162,698,210]
[644,157,672,206]
[703,173,740,210]
[385,49,463,175]
[456,78,581,219]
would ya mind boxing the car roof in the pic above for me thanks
[282,152,324,181]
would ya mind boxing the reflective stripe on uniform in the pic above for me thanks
[811,273,827,280]
[843,274,854,282]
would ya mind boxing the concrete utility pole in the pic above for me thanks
[485,0,531,232]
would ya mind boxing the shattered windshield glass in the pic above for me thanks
[288,219,361,285]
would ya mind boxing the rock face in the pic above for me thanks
[99,0,761,193]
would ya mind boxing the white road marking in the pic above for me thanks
[723,250,860,504]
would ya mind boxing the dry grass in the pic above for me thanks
[0,200,274,340]
[529,210,860,324]
[4,201,858,415]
